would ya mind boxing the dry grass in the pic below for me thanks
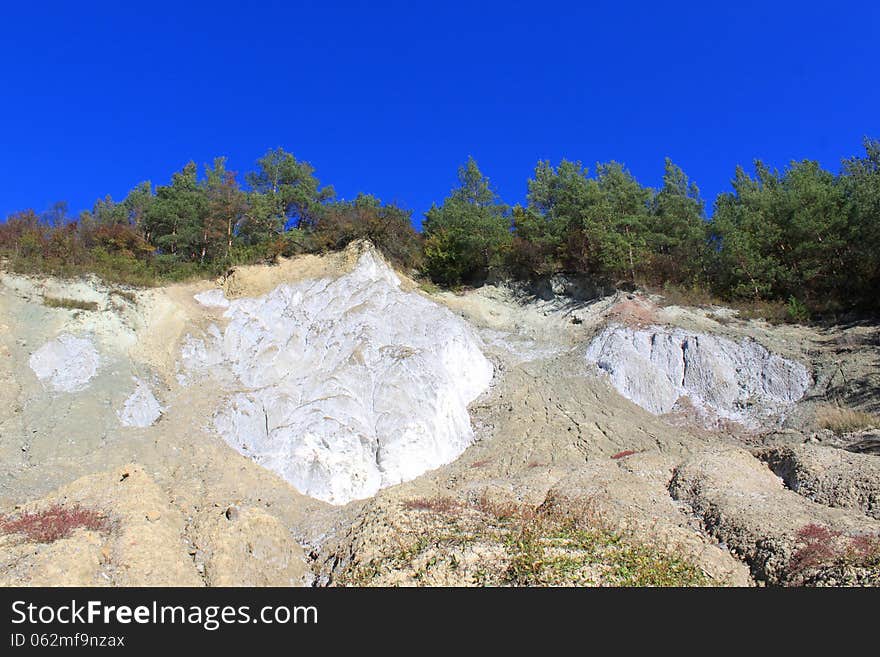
[654,283,813,324]
[655,284,719,309]
[0,504,113,544]
[109,288,138,304]
[42,296,99,311]
[816,405,879,436]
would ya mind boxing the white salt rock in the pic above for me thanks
[194,289,230,308]
[585,324,811,426]
[185,249,494,505]
[29,334,100,392]
[118,379,163,427]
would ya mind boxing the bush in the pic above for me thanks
[312,196,422,270]
[0,504,113,544]
[786,295,811,323]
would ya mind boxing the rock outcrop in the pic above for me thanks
[182,248,494,505]
[760,444,880,520]
[585,324,811,426]
[669,448,880,584]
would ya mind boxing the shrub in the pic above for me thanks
[789,523,880,576]
[312,196,423,271]
[786,295,810,323]
[0,504,113,544]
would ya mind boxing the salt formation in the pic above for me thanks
[184,249,493,504]
[118,379,163,427]
[29,333,100,392]
[194,289,230,308]
[585,324,811,425]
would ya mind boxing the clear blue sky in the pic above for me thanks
[2,1,878,227]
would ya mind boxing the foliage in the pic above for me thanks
[42,296,99,311]
[245,147,335,233]
[422,157,511,285]
[312,194,423,270]
[2,139,879,321]
[341,493,712,587]
[789,523,880,582]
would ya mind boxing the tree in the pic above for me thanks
[423,157,511,285]
[590,161,653,283]
[143,161,207,259]
[648,158,707,284]
[522,159,653,283]
[204,157,247,261]
[524,159,597,275]
[123,181,154,240]
[841,137,880,307]
[709,159,849,308]
[42,201,70,228]
[91,195,129,226]
[245,148,334,234]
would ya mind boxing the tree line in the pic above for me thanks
[1,140,878,320]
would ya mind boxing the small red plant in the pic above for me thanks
[0,504,112,544]
[789,524,844,573]
[847,533,880,563]
[611,450,638,460]
[790,523,880,575]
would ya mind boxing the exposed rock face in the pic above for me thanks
[182,249,494,505]
[28,333,100,392]
[117,379,163,427]
[0,464,307,586]
[585,325,811,426]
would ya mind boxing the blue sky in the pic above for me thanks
[1,1,878,227]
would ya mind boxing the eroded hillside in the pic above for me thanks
[1,242,879,586]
